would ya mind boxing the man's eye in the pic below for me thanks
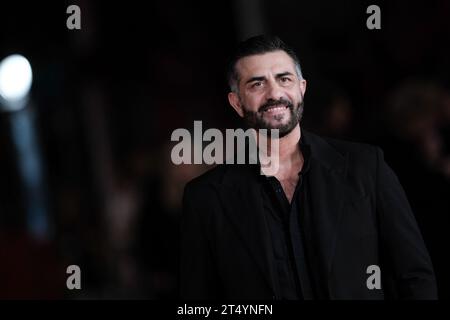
[280,77,291,83]
[252,82,262,88]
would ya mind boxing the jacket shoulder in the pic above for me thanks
[324,136,381,159]
[304,128,380,158]
[304,130,382,174]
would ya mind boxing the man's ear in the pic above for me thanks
[299,79,307,96]
[228,92,244,117]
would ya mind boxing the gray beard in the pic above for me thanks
[242,100,304,138]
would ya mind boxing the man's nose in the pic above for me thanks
[265,80,283,101]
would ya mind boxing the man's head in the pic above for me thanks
[227,35,307,137]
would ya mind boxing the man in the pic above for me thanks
[180,35,437,299]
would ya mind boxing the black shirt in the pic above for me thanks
[259,137,315,300]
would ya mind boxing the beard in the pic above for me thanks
[242,97,304,138]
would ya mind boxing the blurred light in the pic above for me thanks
[0,54,33,111]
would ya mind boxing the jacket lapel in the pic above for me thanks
[303,131,348,291]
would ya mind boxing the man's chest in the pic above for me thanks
[277,175,300,203]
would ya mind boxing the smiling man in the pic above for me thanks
[180,35,437,300]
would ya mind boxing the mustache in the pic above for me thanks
[258,98,293,112]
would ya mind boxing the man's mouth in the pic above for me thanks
[261,104,289,113]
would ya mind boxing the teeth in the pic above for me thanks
[265,106,286,112]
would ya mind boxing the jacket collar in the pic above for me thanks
[220,128,348,185]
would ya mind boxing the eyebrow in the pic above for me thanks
[276,72,294,78]
[244,72,295,85]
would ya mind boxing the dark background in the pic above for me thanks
[0,0,449,299]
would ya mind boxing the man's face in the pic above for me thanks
[228,50,307,137]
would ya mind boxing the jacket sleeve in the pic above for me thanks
[180,182,221,299]
[375,147,438,299]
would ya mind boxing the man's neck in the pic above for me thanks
[277,123,301,165]
[259,123,303,177]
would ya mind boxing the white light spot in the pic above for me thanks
[0,54,33,104]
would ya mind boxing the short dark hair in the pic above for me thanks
[227,35,303,93]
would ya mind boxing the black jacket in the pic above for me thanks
[180,130,437,300]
